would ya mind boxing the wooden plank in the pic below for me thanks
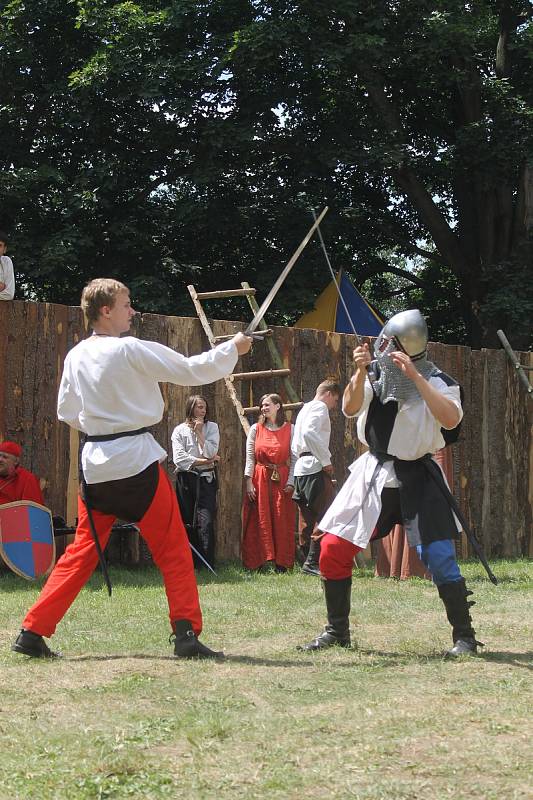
[211,318,247,560]
[195,288,256,300]
[242,402,303,413]
[501,347,532,556]
[231,368,291,381]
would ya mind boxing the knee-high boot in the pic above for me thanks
[301,537,321,576]
[298,577,352,650]
[437,578,483,657]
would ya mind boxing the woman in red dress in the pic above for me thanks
[241,394,296,571]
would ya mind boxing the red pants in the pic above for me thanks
[23,466,202,638]
[319,533,363,580]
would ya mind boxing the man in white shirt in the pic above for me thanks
[12,278,252,660]
[292,380,341,575]
[0,232,15,300]
[298,310,482,658]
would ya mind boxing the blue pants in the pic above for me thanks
[417,539,462,586]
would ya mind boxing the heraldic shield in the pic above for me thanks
[0,501,55,580]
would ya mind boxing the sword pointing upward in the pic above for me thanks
[245,206,328,336]
[311,208,361,345]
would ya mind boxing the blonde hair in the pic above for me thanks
[316,379,341,397]
[81,278,129,325]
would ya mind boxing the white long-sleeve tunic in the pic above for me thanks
[291,399,332,476]
[57,336,237,484]
[171,420,220,474]
[319,373,463,548]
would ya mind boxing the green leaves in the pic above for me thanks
[0,0,531,347]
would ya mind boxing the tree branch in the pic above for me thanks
[354,61,470,278]
[359,265,430,290]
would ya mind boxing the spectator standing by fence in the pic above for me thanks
[0,232,15,300]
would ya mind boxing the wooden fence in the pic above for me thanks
[1,300,531,561]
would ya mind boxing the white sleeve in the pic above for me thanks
[244,424,257,478]
[0,256,15,300]
[287,424,296,485]
[301,406,331,468]
[343,378,374,419]
[125,338,238,385]
[432,380,463,428]
[201,422,220,459]
[171,425,196,471]
[57,360,83,429]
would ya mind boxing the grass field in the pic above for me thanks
[1,559,531,799]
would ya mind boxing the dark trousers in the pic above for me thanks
[294,471,336,556]
[175,471,217,568]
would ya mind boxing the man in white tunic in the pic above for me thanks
[292,380,340,575]
[12,278,252,659]
[299,310,482,658]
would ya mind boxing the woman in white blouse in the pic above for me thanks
[172,395,219,569]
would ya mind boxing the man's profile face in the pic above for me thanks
[0,242,7,256]
[102,290,136,334]
[0,451,18,478]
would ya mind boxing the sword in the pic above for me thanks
[244,206,328,336]
[423,458,498,585]
[189,541,217,576]
[311,208,361,344]
[310,208,378,386]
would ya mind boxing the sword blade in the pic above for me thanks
[189,541,217,576]
[245,206,328,334]
[312,209,361,344]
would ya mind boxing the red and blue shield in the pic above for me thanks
[0,501,55,580]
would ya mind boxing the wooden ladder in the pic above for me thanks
[187,283,302,435]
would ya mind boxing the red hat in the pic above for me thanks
[0,441,22,458]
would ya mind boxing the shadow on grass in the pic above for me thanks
[64,653,317,667]
[13,647,532,670]
[477,650,533,670]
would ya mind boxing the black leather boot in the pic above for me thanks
[298,577,352,650]
[171,620,224,660]
[437,579,483,658]
[11,629,60,658]
[301,537,321,576]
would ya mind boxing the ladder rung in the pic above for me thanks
[231,369,291,381]
[213,329,272,342]
[242,402,304,413]
[195,288,256,300]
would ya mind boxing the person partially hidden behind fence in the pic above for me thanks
[298,309,483,659]
[172,395,220,571]
[0,441,44,506]
[0,231,15,301]
[11,277,252,660]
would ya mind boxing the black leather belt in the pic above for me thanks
[299,451,314,457]
[85,427,149,442]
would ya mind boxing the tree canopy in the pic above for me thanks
[1,1,531,348]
